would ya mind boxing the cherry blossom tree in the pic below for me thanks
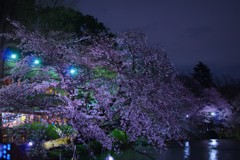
[0,21,194,157]
[197,88,232,125]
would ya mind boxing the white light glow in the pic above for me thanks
[208,139,218,160]
[209,149,218,160]
[11,54,17,59]
[184,141,190,159]
[209,139,218,148]
[211,112,216,116]
[185,141,189,147]
[28,141,33,147]
[34,59,40,65]
[70,69,76,74]
[105,155,114,160]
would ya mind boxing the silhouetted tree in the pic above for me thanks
[36,7,109,35]
[192,61,213,88]
[178,74,204,96]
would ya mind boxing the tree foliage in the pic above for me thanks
[0,0,109,81]
[0,22,194,157]
[192,61,213,88]
[36,7,109,35]
[0,0,109,35]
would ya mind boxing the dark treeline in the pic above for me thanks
[179,61,240,111]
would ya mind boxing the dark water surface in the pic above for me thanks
[2,139,240,160]
[111,139,240,160]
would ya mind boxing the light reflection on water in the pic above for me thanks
[107,139,240,160]
[208,139,218,160]
[184,141,190,159]
[184,139,219,160]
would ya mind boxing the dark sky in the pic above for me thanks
[63,0,240,77]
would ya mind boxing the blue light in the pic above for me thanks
[3,145,6,149]
[4,48,20,61]
[7,144,10,151]
[7,154,10,160]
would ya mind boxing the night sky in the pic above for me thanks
[62,0,240,77]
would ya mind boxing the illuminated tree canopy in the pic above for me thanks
[0,21,200,157]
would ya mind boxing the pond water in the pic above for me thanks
[107,139,240,160]
[3,139,240,160]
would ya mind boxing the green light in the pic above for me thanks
[70,69,76,74]
[10,53,17,59]
[68,67,78,76]
[33,59,40,65]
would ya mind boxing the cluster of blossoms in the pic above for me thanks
[0,21,197,151]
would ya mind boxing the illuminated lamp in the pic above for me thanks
[68,67,78,76]
[211,112,215,116]
[10,53,17,60]
[28,141,33,147]
[33,59,40,65]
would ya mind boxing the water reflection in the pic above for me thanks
[208,139,218,160]
[184,141,190,159]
